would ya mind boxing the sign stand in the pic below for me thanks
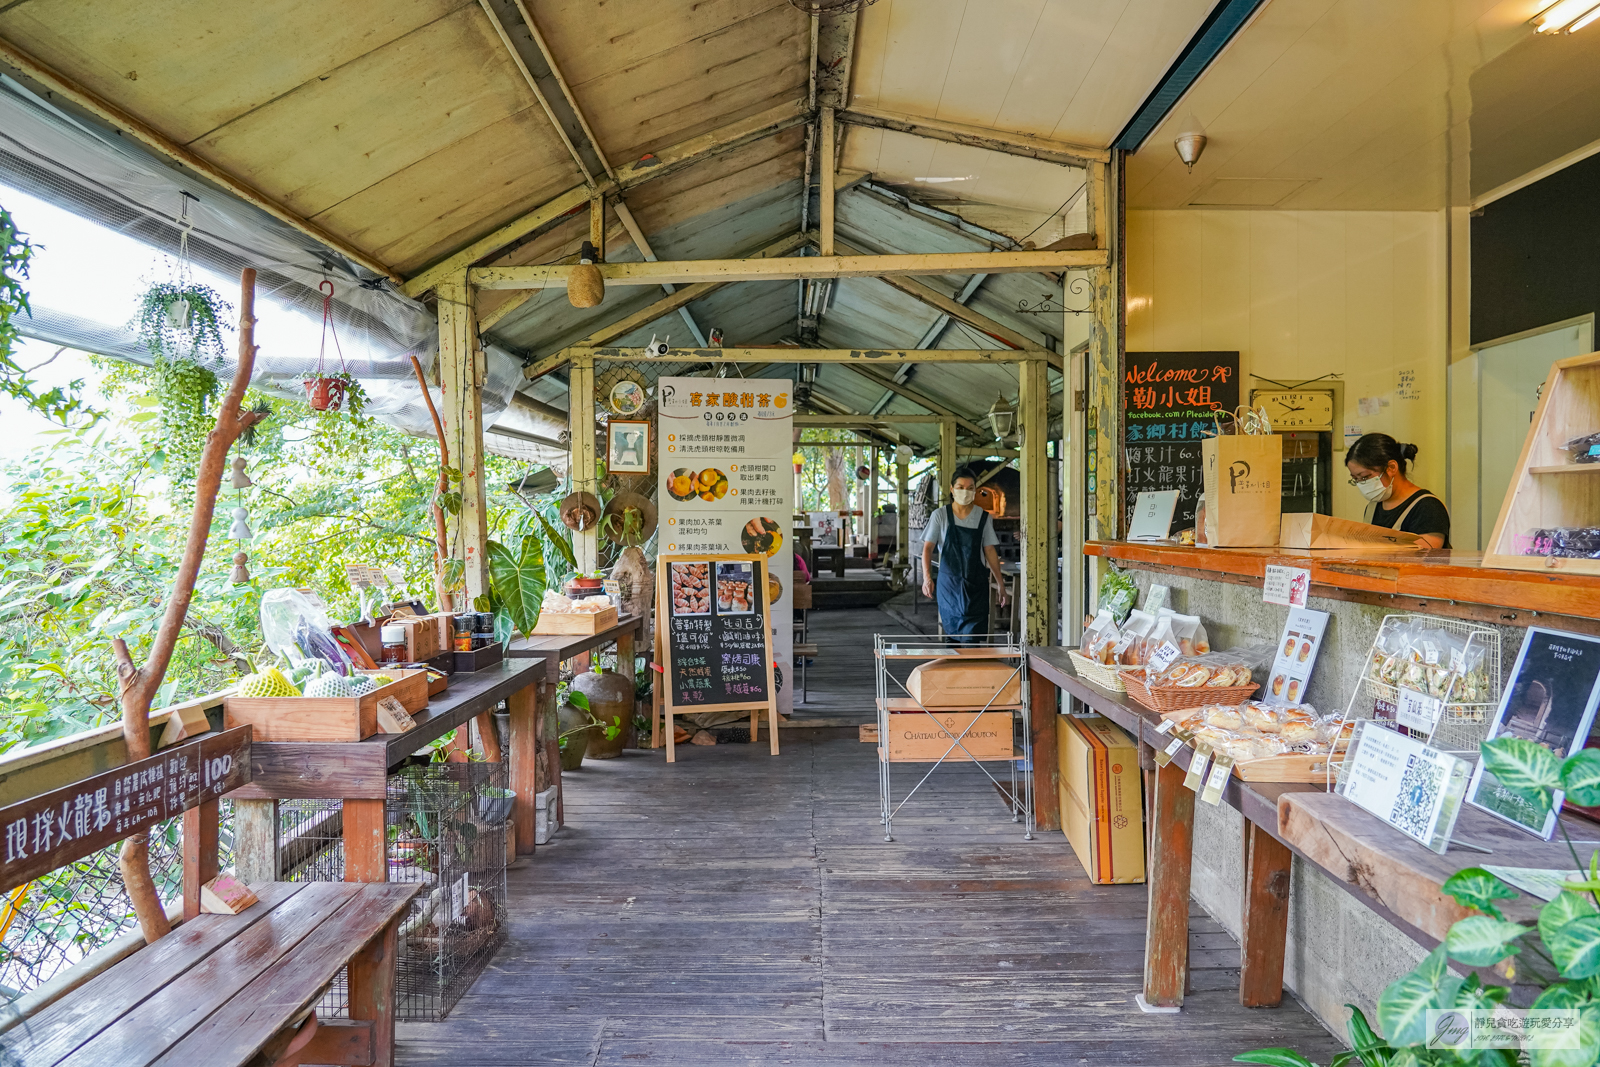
[657,553,779,763]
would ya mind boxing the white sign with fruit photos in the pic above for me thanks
[657,377,794,717]
[1264,607,1329,707]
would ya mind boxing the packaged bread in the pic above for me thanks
[1115,610,1156,665]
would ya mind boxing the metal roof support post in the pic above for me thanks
[569,355,598,572]
[1019,358,1051,648]
[438,270,491,599]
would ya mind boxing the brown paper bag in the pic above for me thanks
[1279,513,1423,550]
[1202,434,1282,546]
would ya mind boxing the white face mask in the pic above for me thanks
[952,487,977,506]
[1356,473,1393,504]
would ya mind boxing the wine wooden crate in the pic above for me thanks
[1485,350,1600,575]
[873,712,1015,762]
[531,606,619,636]
[224,668,429,742]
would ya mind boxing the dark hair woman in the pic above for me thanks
[919,466,1008,642]
[1343,433,1450,548]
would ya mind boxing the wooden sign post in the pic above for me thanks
[657,553,778,763]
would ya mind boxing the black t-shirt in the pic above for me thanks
[1370,489,1451,548]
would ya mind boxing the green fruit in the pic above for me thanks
[237,666,299,698]
[367,674,394,687]
[346,674,377,697]
[303,674,352,699]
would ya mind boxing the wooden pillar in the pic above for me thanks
[1143,758,1193,1008]
[438,270,489,598]
[820,107,836,256]
[1063,347,1088,643]
[1029,670,1060,832]
[1018,358,1050,646]
[570,355,598,572]
[938,418,956,506]
[509,680,540,856]
[232,798,278,886]
[614,624,636,747]
[1240,821,1292,1007]
[182,799,219,920]
[344,800,387,883]
[868,445,879,562]
[1086,156,1123,544]
[895,444,909,580]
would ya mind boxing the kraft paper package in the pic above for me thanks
[1201,433,1283,547]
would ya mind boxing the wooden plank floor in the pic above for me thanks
[396,610,1343,1066]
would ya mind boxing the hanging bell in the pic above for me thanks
[229,551,251,584]
[230,506,253,541]
[230,455,253,489]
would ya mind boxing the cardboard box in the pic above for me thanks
[1058,714,1145,884]
[906,659,1021,707]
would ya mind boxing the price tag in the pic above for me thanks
[1184,741,1213,791]
[1201,755,1234,806]
[1394,687,1443,733]
[376,695,417,733]
[1154,718,1176,735]
[1148,642,1182,674]
[1153,728,1188,767]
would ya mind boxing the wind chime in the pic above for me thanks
[228,454,254,583]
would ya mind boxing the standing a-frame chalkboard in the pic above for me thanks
[657,553,778,763]
[1123,352,1240,535]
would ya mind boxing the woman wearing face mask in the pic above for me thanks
[1344,433,1450,549]
[920,467,1009,640]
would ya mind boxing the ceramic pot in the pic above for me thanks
[557,699,591,770]
[571,667,633,759]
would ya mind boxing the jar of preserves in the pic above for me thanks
[380,624,408,664]
[453,614,475,652]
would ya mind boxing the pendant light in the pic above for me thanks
[567,241,604,308]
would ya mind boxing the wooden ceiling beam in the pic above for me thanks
[0,34,402,283]
[473,248,1106,290]
[838,105,1108,167]
[404,98,809,299]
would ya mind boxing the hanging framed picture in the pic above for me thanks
[607,419,651,474]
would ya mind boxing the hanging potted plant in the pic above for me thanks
[300,279,368,416]
[134,279,232,467]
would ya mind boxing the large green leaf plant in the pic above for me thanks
[1238,739,1600,1067]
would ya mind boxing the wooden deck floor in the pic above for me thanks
[396,609,1342,1065]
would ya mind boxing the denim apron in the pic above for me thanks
[935,504,990,640]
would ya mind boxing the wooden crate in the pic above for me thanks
[876,711,1014,762]
[531,606,619,635]
[224,668,430,742]
[1485,350,1600,575]
[394,613,449,662]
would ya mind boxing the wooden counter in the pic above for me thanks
[1087,540,1600,630]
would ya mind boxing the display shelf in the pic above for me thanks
[873,633,1033,842]
[1485,349,1600,575]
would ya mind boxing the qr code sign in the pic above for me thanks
[1388,753,1443,840]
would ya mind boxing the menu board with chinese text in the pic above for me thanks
[1122,352,1240,535]
[658,554,776,713]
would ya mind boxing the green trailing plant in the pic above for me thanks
[1237,737,1600,1067]
[0,203,95,424]
[134,280,232,469]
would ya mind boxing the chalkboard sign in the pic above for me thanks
[1123,352,1240,535]
[658,553,776,713]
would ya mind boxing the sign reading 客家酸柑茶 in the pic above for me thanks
[0,725,251,893]
[1122,352,1240,536]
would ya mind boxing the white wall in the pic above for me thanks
[1125,210,1447,524]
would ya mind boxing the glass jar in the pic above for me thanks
[453,614,475,652]
[379,624,408,664]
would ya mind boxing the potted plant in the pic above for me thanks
[133,280,232,465]
[302,279,369,418]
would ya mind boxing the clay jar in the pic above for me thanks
[570,666,634,759]
[557,699,591,771]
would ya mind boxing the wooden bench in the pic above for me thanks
[0,726,421,1067]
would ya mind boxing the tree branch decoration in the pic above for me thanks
[113,268,267,943]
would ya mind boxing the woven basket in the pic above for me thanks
[1123,670,1258,713]
[1067,649,1128,693]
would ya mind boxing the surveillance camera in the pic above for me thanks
[644,334,670,358]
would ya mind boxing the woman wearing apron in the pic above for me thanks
[919,468,1009,641]
[1344,433,1451,549]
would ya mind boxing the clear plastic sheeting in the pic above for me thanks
[0,72,527,443]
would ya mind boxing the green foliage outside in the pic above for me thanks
[1,202,96,425]
[0,358,568,754]
[1238,737,1600,1067]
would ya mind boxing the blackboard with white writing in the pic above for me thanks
[1122,352,1240,535]
[659,554,775,712]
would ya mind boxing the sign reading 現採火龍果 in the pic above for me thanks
[1122,352,1240,535]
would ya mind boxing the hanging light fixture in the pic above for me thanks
[1175,132,1208,172]
[1533,0,1600,32]
[567,241,604,308]
[987,393,1017,442]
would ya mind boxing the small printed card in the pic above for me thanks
[1338,720,1471,853]
[1184,741,1213,791]
[376,695,417,734]
[1201,755,1233,806]
[1148,642,1183,674]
